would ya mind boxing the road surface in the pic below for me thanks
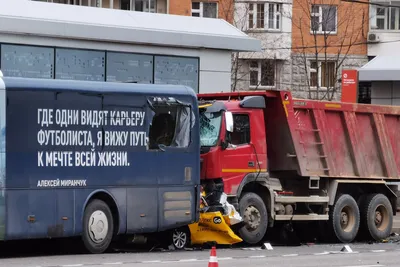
[0,242,399,267]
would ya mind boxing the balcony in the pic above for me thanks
[31,0,168,13]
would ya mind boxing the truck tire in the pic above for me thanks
[360,193,393,241]
[331,194,360,243]
[238,192,268,245]
[82,199,114,254]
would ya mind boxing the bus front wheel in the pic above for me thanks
[82,199,114,254]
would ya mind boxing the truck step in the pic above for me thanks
[275,195,329,203]
[275,214,329,221]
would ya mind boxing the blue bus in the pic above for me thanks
[0,74,200,254]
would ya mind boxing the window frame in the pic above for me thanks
[146,96,194,152]
[249,60,276,88]
[372,2,400,30]
[191,1,219,18]
[226,113,251,147]
[309,60,337,88]
[247,2,282,31]
[310,4,338,34]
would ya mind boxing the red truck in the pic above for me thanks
[198,90,400,245]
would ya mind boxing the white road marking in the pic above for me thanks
[61,265,84,267]
[340,265,385,267]
[103,262,124,265]
[314,251,330,255]
[178,259,198,262]
[218,257,233,260]
[160,260,207,264]
[282,254,298,257]
[371,250,386,253]
[249,255,266,258]
[329,251,359,254]
[141,260,162,263]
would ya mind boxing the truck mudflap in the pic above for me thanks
[189,192,243,246]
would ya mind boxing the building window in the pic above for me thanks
[119,0,155,12]
[192,2,218,18]
[310,61,336,88]
[227,114,250,145]
[248,3,282,30]
[374,4,400,30]
[135,0,155,12]
[311,5,337,33]
[249,60,275,87]
[81,0,101,6]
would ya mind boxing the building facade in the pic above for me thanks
[357,0,400,106]
[32,0,234,22]
[232,0,292,92]
[232,0,370,101]
[290,0,369,100]
[1,0,260,93]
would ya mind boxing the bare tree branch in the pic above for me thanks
[291,0,368,100]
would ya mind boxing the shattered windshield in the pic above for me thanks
[200,111,222,147]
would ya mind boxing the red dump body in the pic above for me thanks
[198,90,400,180]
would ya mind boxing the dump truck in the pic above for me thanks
[198,90,400,245]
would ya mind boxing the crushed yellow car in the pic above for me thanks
[188,210,243,246]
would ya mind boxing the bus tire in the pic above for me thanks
[238,192,268,245]
[360,193,393,241]
[82,199,114,254]
[331,194,360,243]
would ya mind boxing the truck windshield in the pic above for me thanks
[200,111,222,147]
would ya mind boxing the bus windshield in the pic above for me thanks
[199,111,222,147]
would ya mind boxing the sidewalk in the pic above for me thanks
[392,214,400,233]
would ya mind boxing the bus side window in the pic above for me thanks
[149,111,176,148]
[148,101,194,150]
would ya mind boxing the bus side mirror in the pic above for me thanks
[225,112,233,132]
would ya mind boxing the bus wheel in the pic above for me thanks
[82,199,114,254]
[360,193,393,241]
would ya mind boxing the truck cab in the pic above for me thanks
[199,94,273,244]
[199,97,268,196]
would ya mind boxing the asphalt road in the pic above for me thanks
[0,242,399,267]
[0,214,397,267]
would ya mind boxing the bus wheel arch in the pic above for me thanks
[82,191,120,254]
[83,191,121,236]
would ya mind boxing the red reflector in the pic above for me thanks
[277,191,293,196]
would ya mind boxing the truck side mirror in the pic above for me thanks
[225,112,234,132]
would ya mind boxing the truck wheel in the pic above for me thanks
[360,193,393,241]
[238,192,268,245]
[331,194,360,243]
[82,199,114,254]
